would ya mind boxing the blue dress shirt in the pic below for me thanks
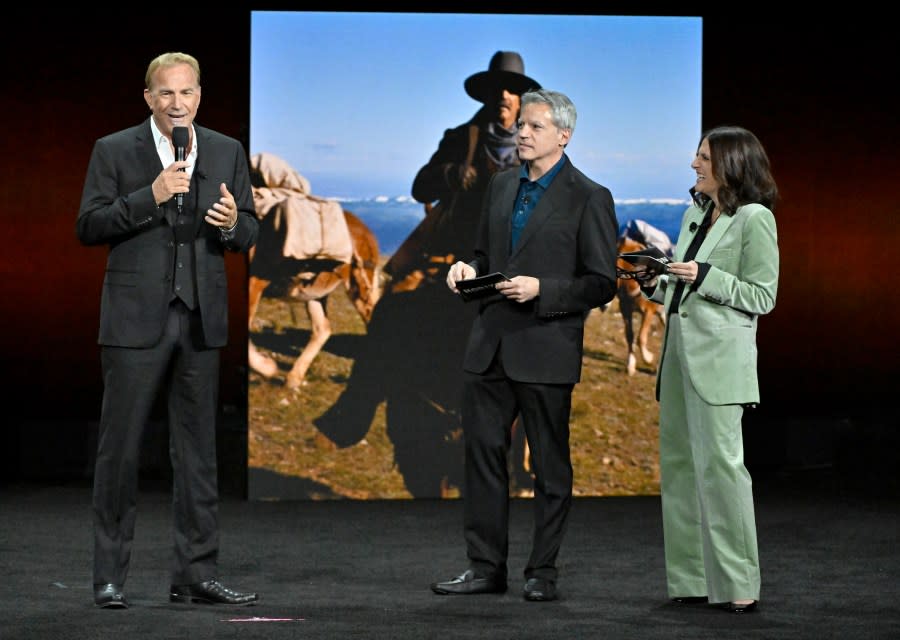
[510,154,567,252]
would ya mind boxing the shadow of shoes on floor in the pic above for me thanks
[671,596,708,604]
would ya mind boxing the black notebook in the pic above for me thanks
[455,272,510,302]
[617,246,671,279]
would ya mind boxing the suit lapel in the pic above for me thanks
[191,126,213,237]
[493,171,519,255]
[669,207,739,308]
[135,121,169,220]
[695,209,738,262]
[674,207,706,262]
[509,163,569,258]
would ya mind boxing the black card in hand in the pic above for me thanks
[617,246,671,278]
[455,272,510,302]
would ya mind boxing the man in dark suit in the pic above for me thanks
[434,89,618,602]
[77,52,259,609]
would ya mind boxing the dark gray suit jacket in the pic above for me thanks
[463,157,618,384]
[77,119,258,348]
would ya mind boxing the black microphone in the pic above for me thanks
[689,221,698,233]
[172,126,189,213]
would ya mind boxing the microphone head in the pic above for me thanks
[172,126,189,150]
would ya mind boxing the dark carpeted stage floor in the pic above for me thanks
[1,469,898,640]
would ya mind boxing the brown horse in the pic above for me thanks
[616,237,666,376]
[247,209,381,390]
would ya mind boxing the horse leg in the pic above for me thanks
[626,338,637,376]
[509,416,533,496]
[346,252,381,324]
[637,301,655,365]
[619,284,638,376]
[247,275,279,378]
[342,210,382,324]
[284,298,332,390]
[248,274,269,329]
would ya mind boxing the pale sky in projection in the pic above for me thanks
[250,12,702,201]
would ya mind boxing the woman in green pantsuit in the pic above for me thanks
[636,126,779,614]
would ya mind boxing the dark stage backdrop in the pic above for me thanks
[2,7,897,497]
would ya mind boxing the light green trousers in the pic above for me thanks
[658,317,761,604]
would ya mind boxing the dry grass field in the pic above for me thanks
[248,269,664,500]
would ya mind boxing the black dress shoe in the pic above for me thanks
[671,596,708,604]
[169,579,258,605]
[94,583,128,609]
[523,577,557,602]
[724,600,758,613]
[431,569,507,595]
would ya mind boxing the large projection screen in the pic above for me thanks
[248,11,702,500]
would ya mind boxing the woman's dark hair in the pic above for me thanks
[702,126,778,214]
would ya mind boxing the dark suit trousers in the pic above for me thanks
[461,349,574,582]
[92,299,220,586]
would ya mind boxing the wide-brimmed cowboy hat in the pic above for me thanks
[464,51,541,103]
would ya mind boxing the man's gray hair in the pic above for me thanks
[521,89,577,133]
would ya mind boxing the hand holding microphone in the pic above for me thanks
[150,127,191,207]
[172,126,189,212]
[151,161,191,207]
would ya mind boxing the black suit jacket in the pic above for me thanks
[463,157,618,384]
[77,119,258,348]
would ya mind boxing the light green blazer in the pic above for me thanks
[648,202,779,405]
